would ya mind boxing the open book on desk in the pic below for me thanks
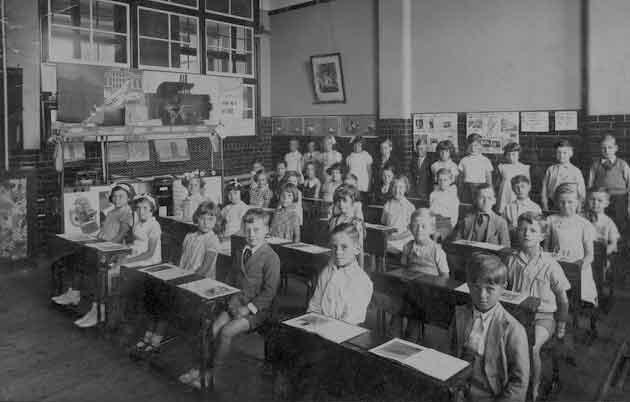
[139,263,193,281]
[178,278,240,301]
[85,241,130,253]
[455,283,527,305]
[369,338,469,381]
[283,313,368,344]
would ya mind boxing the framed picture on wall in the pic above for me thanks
[310,53,346,104]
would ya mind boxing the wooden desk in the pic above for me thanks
[365,223,397,272]
[272,321,471,402]
[48,233,102,296]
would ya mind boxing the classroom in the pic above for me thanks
[2,0,630,401]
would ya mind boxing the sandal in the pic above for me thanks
[135,331,153,350]
[144,334,164,353]
[179,368,199,385]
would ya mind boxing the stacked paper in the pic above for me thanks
[85,241,130,252]
[178,278,240,300]
[139,263,193,281]
[283,313,368,344]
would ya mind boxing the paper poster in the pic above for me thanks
[521,112,549,132]
[0,177,27,260]
[412,113,459,152]
[127,141,151,162]
[154,139,190,162]
[466,112,519,154]
[63,191,101,236]
[555,111,578,131]
[63,142,86,162]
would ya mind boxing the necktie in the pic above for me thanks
[467,314,485,355]
[243,248,252,266]
[477,213,488,226]
[602,159,613,170]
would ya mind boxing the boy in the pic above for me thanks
[372,138,398,191]
[459,134,494,204]
[450,253,530,402]
[410,138,432,200]
[308,222,373,324]
[215,209,281,383]
[502,175,542,229]
[453,184,510,247]
[587,134,630,231]
[541,140,585,211]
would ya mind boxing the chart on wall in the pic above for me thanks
[412,113,459,152]
[466,112,519,154]
[0,177,27,260]
[63,191,101,236]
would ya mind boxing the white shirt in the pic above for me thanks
[468,304,499,356]
[381,197,415,234]
[285,151,303,174]
[127,216,162,267]
[502,198,542,228]
[221,200,249,237]
[430,187,460,227]
[307,260,373,325]
[542,163,586,203]
[459,154,493,183]
[346,151,373,191]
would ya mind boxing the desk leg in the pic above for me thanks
[96,255,108,333]
[200,302,216,394]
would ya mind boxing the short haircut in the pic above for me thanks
[516,211,547,233]
[391,175,410,194]
[436,140,456,154]
[503,142,521,154]
[467,133,482,145]
[350,136,364,146]
[554,182,579,202]
[416,137,428,147]
[475,183,494,198]
[333,184,359,203]
[193,201,219,224]
[330,222,360,247]
[254,171,267,183]
[133,194,158,212]
[323,134,336,145]
[436,167,453,180]
[285,170,300,180]
[380,138,393,147]
[344,172,358,182]
[242,208,270,226]
[466,252,507,286]
[289,138,299,144]
[326,162,343,176]
[276,160,287,168]
[601,134,617,145]
[409,208,435,229]
[382,162,395,174]
[225,180,242,193]
[280,183,300,203]
[510,174,530,188]
[555,139,573,149]
[587,186,610,200]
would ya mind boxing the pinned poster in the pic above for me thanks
[413,113,459,152]
[521,112,549,132]
[466,112,519,154]
[555,111,578,131]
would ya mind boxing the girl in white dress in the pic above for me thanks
[497,142,530,213]
[319,135,342,183]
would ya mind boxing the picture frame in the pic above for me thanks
[310,53,346,104]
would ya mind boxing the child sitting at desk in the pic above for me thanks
[342,173,365,220]
[371,163,394,205]
[502,175,542,230]
[584,187,620,285]
[182,174,206,218]
[302,161,321,199]
[329,184,365,252]
[546,183,598,306]
[506,212,570,402]
[321,162,343,202]
[53,183,134,316]
[308,222,373,324]
[450,253,530,402]
[452,183,510,247]
[138,202,221,355]
[220,180,249,240]
[381,175,415,241]
[271,161,288,205]
[249,171,274,208]
[270,183,301,242]
[430,168,460,229]
[541,140,586,211]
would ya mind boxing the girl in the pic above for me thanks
[302,161,321,199]
[284,138,304,182]
[458,134,493,204]
[381,176,415,241]
[321,163,343,203]
[182,175,205,220]
[328,185,365,254]
[319,135,342,183]
[430,140,459,184]
[271,161,288,201]
[138,202,220,354]
[545,183,598,306]
[341,173,365,220]
[249,171,274,208]
[346,136,373,198]
[429,168,460,229]
[507,212,570,402]
[371,164,395,205]
[220,181,249,239]
[496,142,530,213]
[270,183,301,242]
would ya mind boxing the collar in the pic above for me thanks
[473,303,499,323]
[412,240,433,254]
[602,156,617,164]
[557,162,572,169]
[332,260,360,271]
[517,247,543,263]
[244,242,264,256]
[476,210,493,217]
[514,197,532,205]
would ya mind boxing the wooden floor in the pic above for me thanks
[1,257,630,402]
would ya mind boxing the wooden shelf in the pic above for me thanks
[55,123,219,142]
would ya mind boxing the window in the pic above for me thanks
[243,84,255,120]
[138,8,200,72]
[48,0,129,66]
[206,19,253,77]
[206,0,253,21]
[150,0,198,10]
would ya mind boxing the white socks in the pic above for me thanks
[52,288,80,306]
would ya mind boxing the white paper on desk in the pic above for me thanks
[455,283,528,305]
[178,278,239,300]
[369,338,425,363]
[452,239,505,251]
[139,263,192,281]
[57,233,97,242]
[366,223,392,231]
[266,236,292,245]
[387,237,411,254]
[405,347,470,381]
[283,313,368,344]
[85,241,129,252]
[284,242,330,254]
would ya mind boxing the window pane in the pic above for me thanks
[139,9,169,39]
[243,86,253,119]
[50,25,90,61]
[206,0,229,14]
[170,14,198,46]
[171,43,199,72]
[169,0,198,8]
[231,0,252,19]
[93,1,127,33]
[206,21,230,49]
[233,52,252,75]
[139,38,170,67]
[93,31,127,64]
[50,0,90,29]
[207,49,230,73]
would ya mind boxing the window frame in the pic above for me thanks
[137,6,201,73]
[243,84,255,121]
[47,0,131,67]
[148,0,199,11]
[205,0,254,22]
[205,18,254,78]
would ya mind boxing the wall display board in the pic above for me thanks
[520,112,549,132]
[63,191,101,236]
[412,113,459,151]
[466,112,519,154]
[554,111,578,131]
[0,177,28,260]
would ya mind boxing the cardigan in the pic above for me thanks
[452,211,511,247]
